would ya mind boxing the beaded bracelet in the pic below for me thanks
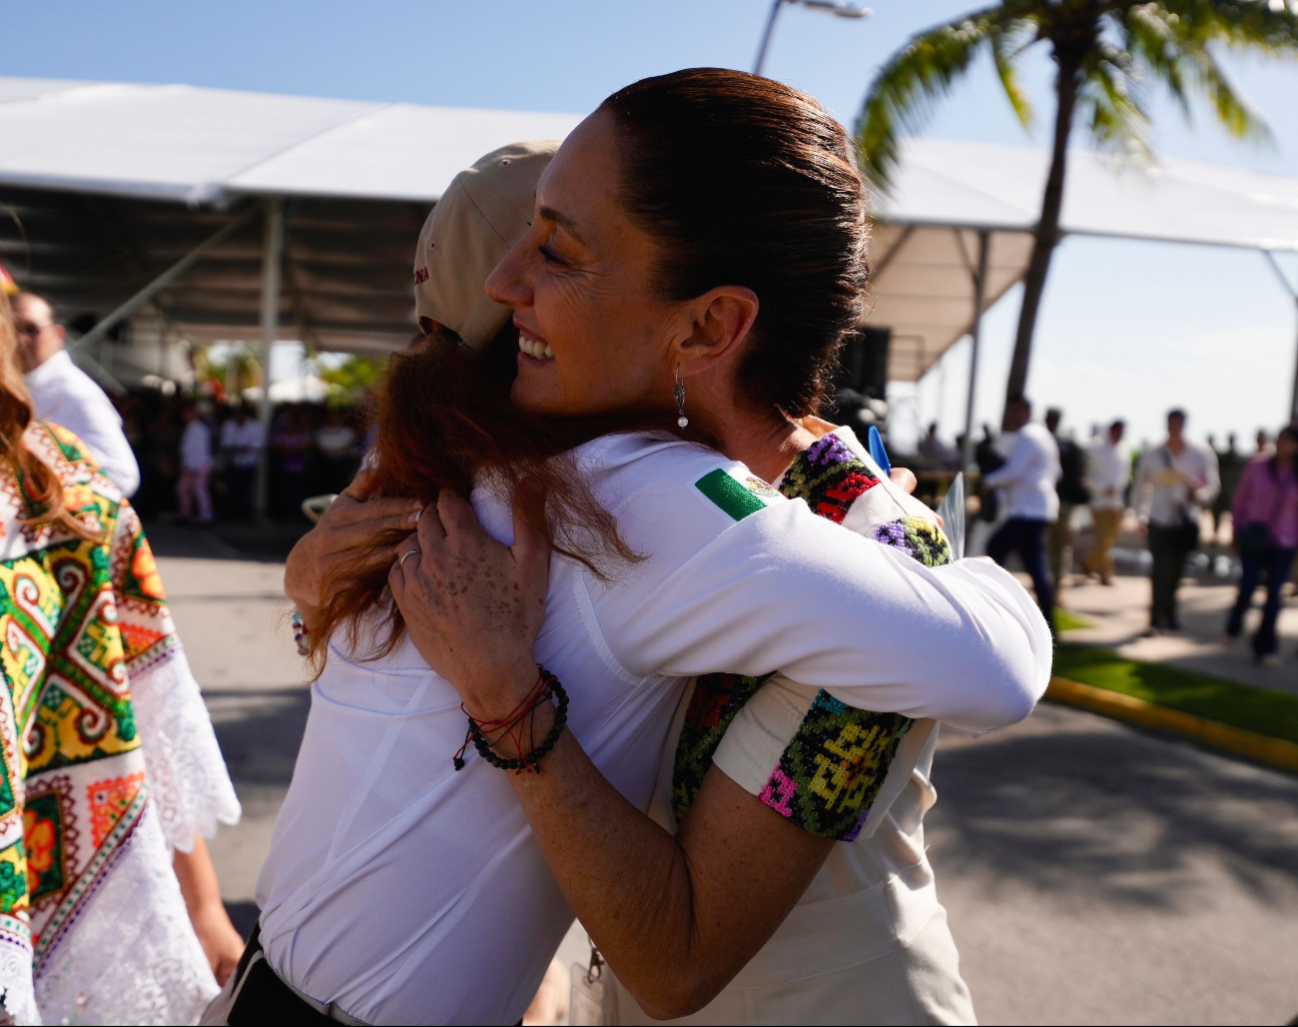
[458,668,569,774]
[290,609,310,657]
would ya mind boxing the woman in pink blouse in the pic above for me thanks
[1227,424,1298,665]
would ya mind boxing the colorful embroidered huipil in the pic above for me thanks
[0,422,240,1026]
[673,429,950,840]
[617,426,978,1026]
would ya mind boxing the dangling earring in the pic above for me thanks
[674,367,688,429]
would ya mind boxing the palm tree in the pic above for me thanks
[857,0,1298,424]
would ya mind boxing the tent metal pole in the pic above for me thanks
[1262,250,1298,422]
[254,198,284,517]
[68,203,258,356]
[961,229,990,472]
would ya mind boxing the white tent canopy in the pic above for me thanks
[870,138,1298,386]
[0,75,1295,426]
[0,77,581,204]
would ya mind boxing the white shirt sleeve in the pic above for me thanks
[579,443,1052,735]
[31,357,140,497]
[70,387,140,497]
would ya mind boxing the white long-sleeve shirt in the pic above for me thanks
[256,433,1052,1026]
[25,350,140,496]
[1086,440,1130,511]
[1133,442,1220,528]
[983,422,1061,522]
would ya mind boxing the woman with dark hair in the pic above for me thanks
[392,71,990,1025]
[0,291,242,1024]
[218,77,1049,1026]
[1226,424,1298,665]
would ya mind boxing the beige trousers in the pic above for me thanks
[1085,507,1124,584]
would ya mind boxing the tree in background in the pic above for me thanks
[316,353,385,408]
[857,0,1298,424]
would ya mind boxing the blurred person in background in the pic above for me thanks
[1134,409,1219,634]
[1045,407,1090,593]
[1213,432,1244,544]
[0,290,242,1023]
[984,394,1061,628]
[10,289,140,496]
[178,402,214,525]
[1256,428,1273,458]
[143,403,182,518]
[314,406,360,492]
[918,421,959,469]
[973,422,1005,524]
[219,402,263,518]
[1226,424,1298,666]
[1082,419,1128,585]
[273,405,314,517]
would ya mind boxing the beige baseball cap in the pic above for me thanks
[413,139,560,351]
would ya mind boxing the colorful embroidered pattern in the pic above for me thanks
[0,423,171,968]
[874,516,950,569]
[87,772,146,849]
[777,432,882,523]
[672,672,769,821]
[674,430,947,839]
[760,691,911,841]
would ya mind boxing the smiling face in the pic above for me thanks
[485,111,683,418]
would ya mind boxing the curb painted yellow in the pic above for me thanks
[1046,676,1298,774]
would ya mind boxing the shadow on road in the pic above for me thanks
[208,687,312,787]
[930,716,1298,910]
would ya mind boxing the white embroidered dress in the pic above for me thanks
[0,422,239,1025]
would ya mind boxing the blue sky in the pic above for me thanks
[6,0,1297,451]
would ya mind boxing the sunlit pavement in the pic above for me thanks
[155,538,1298,1026]
[1054,570,1298,695]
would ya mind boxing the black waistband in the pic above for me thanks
[227,924,337,1027]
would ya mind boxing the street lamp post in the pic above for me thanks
[753,0,872,76]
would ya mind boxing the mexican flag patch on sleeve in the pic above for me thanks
[695,468,783,522]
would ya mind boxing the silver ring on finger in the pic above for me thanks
[400,548,421,566]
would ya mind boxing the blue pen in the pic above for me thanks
[867,425,891,477]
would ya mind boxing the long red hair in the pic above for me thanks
[311,330,647,665]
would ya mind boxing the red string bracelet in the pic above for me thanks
[453,667,568,774]
[453,669,548,771]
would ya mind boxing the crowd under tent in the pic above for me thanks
[1,75,1298,501]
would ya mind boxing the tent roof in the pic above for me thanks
[880,138,1298,251]
[870,138,1298,380]
[0,77,581,204]
[0,77,1295,375]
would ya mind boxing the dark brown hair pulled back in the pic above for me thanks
[598,67,869,417]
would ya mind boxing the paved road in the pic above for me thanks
[156,548,1298,1026]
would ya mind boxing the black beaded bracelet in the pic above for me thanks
[462,669,569,774]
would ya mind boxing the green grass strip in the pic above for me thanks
[1052,644,1298,746]
[1053,608,1094,633]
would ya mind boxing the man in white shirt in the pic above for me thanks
[219,405,264,518]
[1132,409,1219,633]
[983,394,1062,628]
[1082,419,1129,585]
[12,292,140,496]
